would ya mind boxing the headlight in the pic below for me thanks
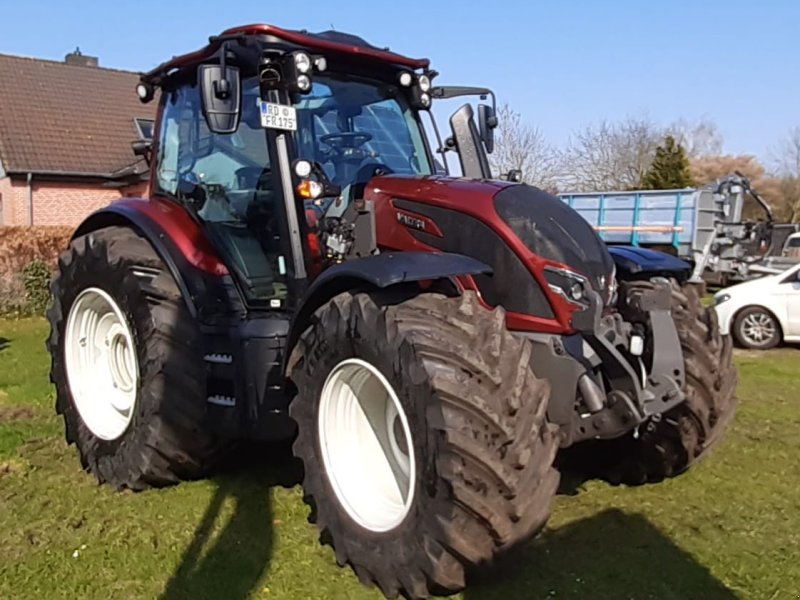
[544,265,591,307]
[418,74,431,92]
[569,282,585,302]
[136,82,154,102]
[715,293,732,305]
[419,92,431,108]
[296,74,311,92]
[293,159,312,178]
[294,52,312,74]
[398,72,413,87]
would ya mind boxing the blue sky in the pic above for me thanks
[2,0,798,160]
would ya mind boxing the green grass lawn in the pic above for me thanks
[0,318,798,600]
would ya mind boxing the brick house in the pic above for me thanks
[0,50,155,227]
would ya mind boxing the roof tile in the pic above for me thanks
[0,53,156,176]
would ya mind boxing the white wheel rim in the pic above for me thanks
[741,312,776,346]
[64,287,139,441]
[318,358,416,533]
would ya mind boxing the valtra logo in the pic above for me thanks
[396,211,427,232]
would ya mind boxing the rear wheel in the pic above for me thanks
[732,306,781,349]
[562,280,738,486]
[288,290,559,599]
[47,227,221,490]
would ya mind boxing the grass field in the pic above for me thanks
[0,317,798,600]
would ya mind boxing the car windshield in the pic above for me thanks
[293,74,432,194]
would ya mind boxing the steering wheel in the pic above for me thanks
[320,132,373,153]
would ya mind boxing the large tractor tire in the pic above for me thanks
[564,280,737,486]
[47,226,220,490]
[288,290,559,599]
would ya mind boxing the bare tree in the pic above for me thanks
[772,126,800,176]
[668,117,724,158]
[771,126,800,222]
[559,116,663,191]
[489,104,559,190]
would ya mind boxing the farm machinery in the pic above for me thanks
[47,24,736,599]
[560,174,798,285]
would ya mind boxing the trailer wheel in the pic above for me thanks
[47,226,220,490]
[288,290,559,599]
[563,280,737,486]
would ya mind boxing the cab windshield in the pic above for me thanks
[293,74,433,191]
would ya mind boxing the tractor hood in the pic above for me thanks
[366,174,512,206]
[492,184,616,293]
[366,176,615,298]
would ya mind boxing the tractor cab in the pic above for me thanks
[136,25,496,309]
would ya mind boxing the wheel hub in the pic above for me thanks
[64,288,139,441]
[742,312,776,345]
[318,358,416,533]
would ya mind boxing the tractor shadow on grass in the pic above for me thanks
[465,508,737,600]
[0,337,9,352]
[160,442,301,600]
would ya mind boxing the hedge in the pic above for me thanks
[0,227,72,316]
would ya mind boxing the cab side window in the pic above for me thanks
[154,78,287,305]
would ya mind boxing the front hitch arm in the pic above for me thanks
[572,281,686,441]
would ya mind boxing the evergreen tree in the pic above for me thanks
[641,135,695,189]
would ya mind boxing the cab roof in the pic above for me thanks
[142,23,429,85]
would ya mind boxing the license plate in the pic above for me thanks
[259,101,297,131]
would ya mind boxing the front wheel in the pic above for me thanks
[288,290,559,599]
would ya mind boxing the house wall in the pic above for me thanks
[0,178,148,227]
[0,176,12,226]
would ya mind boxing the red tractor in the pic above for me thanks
[47,24,736,599]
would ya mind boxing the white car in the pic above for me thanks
[781,231,800,258]
[714,262,800,348]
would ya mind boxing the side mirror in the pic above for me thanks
[477,104,497,154]
[199,63,241,134]
[131,140,152,164]
[449,104,492,179]
[503,169,523,183]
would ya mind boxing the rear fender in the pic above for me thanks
[72,198,240,319]
[284,251,492,368]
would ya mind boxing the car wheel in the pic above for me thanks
[733,306,781,349]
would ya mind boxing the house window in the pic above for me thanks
[134,118,155,141]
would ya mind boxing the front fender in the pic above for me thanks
[306,251,491,295]
[285,251,492,367]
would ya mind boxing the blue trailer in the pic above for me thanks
[558,188,720,254]
[558,176,780,282]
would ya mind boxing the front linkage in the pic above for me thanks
[525,278,688,447]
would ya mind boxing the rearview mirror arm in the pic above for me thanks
[431,85,497,115]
